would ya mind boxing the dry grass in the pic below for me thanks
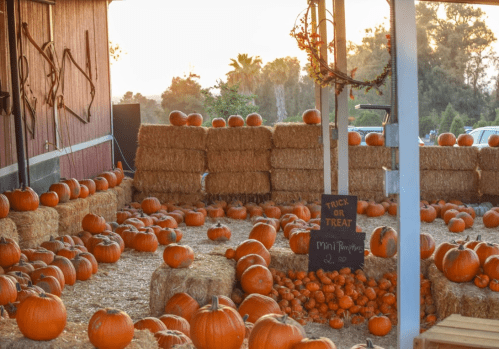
[135,147,206,173]
[110,186,126,214]
[53,198,91,236]
[0,218,18,243]
[133,170,202,193]
[420,170,479,194]
[478,147,499,171]
[272,123,337,149]
[349,169,385,192]
[205,172,270,194]
[207,150,271,172]
[348,146,392,169]
[120,177,135,207]
[87,191,117,223]
[8,207,59,249]
[421,146,478,171]
[207,126,273,151]
[479,170,499,196]
[138,124,207,150]
[271,148,334,170]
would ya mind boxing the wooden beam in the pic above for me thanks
[419,0,499,5]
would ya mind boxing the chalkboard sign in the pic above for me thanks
[320,194,357,234]
[308,231,366,272]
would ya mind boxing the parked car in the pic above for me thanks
[467,126,499,148]
[349,126,424,146]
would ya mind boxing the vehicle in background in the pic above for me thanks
[349,126,424,146]
[468,126,499,148]
[464,126,473,134]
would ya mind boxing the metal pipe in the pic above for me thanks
[7,0,28,187]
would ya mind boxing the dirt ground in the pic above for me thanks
[42,213,496,349]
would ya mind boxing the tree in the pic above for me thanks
[226,54,262,103]
[354,111,382,127]
[419,115,436,138]
[118,92,166,124]
[202,80,259,123]
[439,104,458,134]
[450,115,465,136]
[264,58,290,123]
[161,73,205,118]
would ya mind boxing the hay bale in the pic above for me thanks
[478,147,499,171]
[420,170,479,193]
[8,207,59,249]
[134,170,202,193]
[205,193,271,206]
[271,148,339,170]
[120,177,134,206]
[272,123,337,149]
[421,146,478,171]
[206,126,273,151]
[480,194,499,206]
[271,191,323,204]
[479,170,499,195]
[86,190,118,223]
[349,191,389,203]
[348,146,392,169]
[207,150,271,173]
[132,191,205,205]
[109,186,126,213]
[149,254,236,317]
[363,256,396,280]
[428,263,491,319]
[53,199,90,236]
[271,169,336,192]
[269,247,308,271]
[138,124,207,150]
[135,147,206,172]
[205,172,270,195]
[349,169,384,192]
[0,218,18,243]
[420,190,481,204]
[0,320,159,349]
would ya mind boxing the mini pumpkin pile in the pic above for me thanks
[357,199,397,218]
[434,236,499,291]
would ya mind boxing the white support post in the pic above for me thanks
[318,0,331,195]
[333,0,348,195]
[394,0,420,347]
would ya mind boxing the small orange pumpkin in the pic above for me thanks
[302,109,321,124]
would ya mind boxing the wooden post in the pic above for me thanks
[310,0,321,110]
[48,5,60,149]
[318,0,331,195]
[333,0,348,195]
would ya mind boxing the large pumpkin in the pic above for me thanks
[61,178,81,200]
[457,133,473,147]
[240,265,273,295]
[370,226,397,258]
[0,237,21,269]
[82,213,106,234]
[0,193,9,218]
[365,133,384,146]
[141,197,161,215]
[228,115,245,127]
[434,240,459,271]
[49,183,70,203]
[246,113,263,127]
[348,131,361,146]
[16,292,66,340]
[248,223,276,250]
[88,308,134,349]
[190,296,245,349]
[234,239,270,265]
[163,244,194,268]
[187,113,203,126]
[420,233,435,260]
[442,244,480,282]
[248,313,305,349]
[170,110,187,126]
[10,185,39,212]
[238,294,281,323]
[483,255,499,280]
[302,109,320,124]
[164,292,199,323]
[158,314,190,337]
[438,133,456,146]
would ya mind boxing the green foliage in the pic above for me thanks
[118,92,166,124]
[419,116,436,137]
[161,73,206,118]
[226,54,262,99]
[450,116,465,136]
[354,111,382,127]
[439,104,458,134]
[202,80,259,122]
[473,120,489,129]
[490,112,499,126]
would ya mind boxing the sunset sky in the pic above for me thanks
[107,0,499,98]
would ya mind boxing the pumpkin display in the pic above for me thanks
[212,118,226,128]
[163,244,194,268]
[82,213,106,234]
[228,115,245,127]
[420,233,435,259]
[438,133,456,146]
[457,133,473,147]
[289,230,311,254]
[248,313,305,349]
[0,193,9,218]
[368,313,392,336]
[370,226,397,258]
[442,245,480,282]
[79,179,96,195]
[169,110,187,126]
[88,308,134,349]
[9,184,39,211]
[483,210,499,228]
[246,113,263,127]
[16,292,66,340]
[158,314,190,337]
[141,197,161,215]
[187,113,203,126]
[190,296,246,349]
[0,275,17,305]
[164,292,200,323]
[365,133,384,146]
[133,229,159,252]
[185,210,205,226]
[93,240,121,263]
[78,185,90,199]
[238,294,281,323]
[420,205,436,223]
[248,222,277,250]
[366,203,385,217]
[484,255,499,280]
[348,131,361,146]
[134,317,167,333]
[488,134,499,147]
[474,242,499,267]
[302,109,320,124]
[0,237,21,268]
[61,178,81,200]
[234,239,271,265]
[207,222,231,241]
[293,337,337,349]
[241,265,273,295]
[71,255,93,281]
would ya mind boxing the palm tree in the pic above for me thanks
[265,58,290,122]
[226,54,262,104]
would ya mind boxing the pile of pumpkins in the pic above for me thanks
[169,110,264,128]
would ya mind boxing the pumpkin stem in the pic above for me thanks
[279,314,289,323]
[106,308,120,314]
[476,235,482,241]
[211,296,219,310]
[243,314,249,322]
[366,339,375,349]
[458,244,465,250]
[216,222,222,227]
[27,281,33,287]
[0,237,5,244]
[16,282,21,292]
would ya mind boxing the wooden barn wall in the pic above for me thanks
[60,140,112,179]
[0,0,112,181]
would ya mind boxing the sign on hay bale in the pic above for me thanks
[205,172,270,195]
[134,170,202,193]
[138,124,207,150]
[133,191,205,205]
[120,177,134,206]
[272,123,337,149]
[427,263,499,320]
[206,126,273,151]
[479,171,499,196]
[271,191,323,204]
[87,191,118,223]
[0,218,18,243]
[8,207,59,248]
[135,147,206,173]
[149,254,236,317]
[478,147,499,171]
[420,147,479,171]
[53,199,90,236]
[207,150,271,173]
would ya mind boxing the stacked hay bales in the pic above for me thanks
[420,147,479,203]
[478,148,499,204]
[0,218,18,243]
[133,124,207,204]
[205,126,272,203]
[8,207,59,248]
[53,199,90,236]
[87,191,116,223]
[271,123,336,203]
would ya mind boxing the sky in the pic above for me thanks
[107,0,499,98]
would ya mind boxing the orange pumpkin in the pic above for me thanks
[169,110,187,126]
[88,308,134,348]
[164,292,199,323]
[348,131,361,146]
[212,118,226,128]
[438,133,456,146]
[187,113,203,126]
[228,115,245,127]
[488,134,499,147]
[370,226,397,258]
[246,113,263,127]
[457,133,473,146]
[302,109,321,124]
[365,133,384,146]
[442,244,480,283]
